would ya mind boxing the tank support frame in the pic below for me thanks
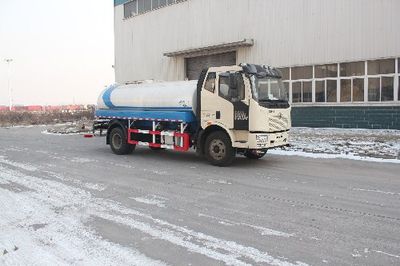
[126,119,190,151]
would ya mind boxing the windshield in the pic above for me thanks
[251,76,288,102]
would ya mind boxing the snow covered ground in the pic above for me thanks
[0,158,306,266]
[270,128,400,163]
[1,126,399,265]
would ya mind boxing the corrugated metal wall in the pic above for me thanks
[114,0,400,83]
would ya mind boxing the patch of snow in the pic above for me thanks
[269,149,400,164]
[371,249,400,259]
[0,156,38,171]
[198,213,293,238]
[41,130,82,136]
[276,127,400,163]
[351,249,362,258]
[241,223,294,238]
[0,167,165,266]
[83,183,107,192]
[130,195,167,208]
[352,188,400,196]
[207,179,233,185]
[45,172,107,192]
[70,157,96,163]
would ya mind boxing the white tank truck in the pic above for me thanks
[95,64,291,166]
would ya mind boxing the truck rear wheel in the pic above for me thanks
[205,131,235,166]
[110,127,135,155]
[244,149,267,159]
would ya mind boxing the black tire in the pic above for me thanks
[109,127,135,155]
[244,149,267,159]
[205,131,235,166]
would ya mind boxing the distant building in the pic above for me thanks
[11,106,28,112]
[26,105,44,112]
[113,0,400,129]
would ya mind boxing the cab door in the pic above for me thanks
[217,72,249,130]
[201,71,249,130]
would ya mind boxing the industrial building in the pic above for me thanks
[113,0,400,129]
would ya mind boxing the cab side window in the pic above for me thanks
[219,76,230,99]
[235,74,245,102]
[204,72,216,92]
[218,73,245,102]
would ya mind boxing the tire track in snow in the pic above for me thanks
[0,167,165,266]
[0,163,309,266]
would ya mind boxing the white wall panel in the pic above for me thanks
[114,0,400,83]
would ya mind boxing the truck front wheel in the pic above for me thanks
[244,149,267,159]
[205,131,235,166]
[109,127,135,155]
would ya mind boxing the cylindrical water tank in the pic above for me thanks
[97,81,198,112]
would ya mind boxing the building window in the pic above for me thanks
[315,64,337,78]
[125,0,185,18]
[382,77,394,101]
[353,78,364,102]
[303,82,312,102]
[327,80,337,102]
[291,66,312,80]
[340,61,364,77]
[292,82,301,103]
[124,0,138,18]
[367,76,394,102]
[152,0,160,9]
[144,0,152,12]
[152,0,167,9]
[278,68,290,80]
[339,78,365,102]
[292,81,312,103]
[368,59,395,75]
[368,78,380,101]
[283,81,289,91]
[284,57,398,104]
[315,80,325,102]
[138,0,145,14]
[340,79,351,102]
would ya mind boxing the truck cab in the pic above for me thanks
[197,63,291,165]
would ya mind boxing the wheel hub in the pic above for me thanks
[209,139,226,160]
[112,133,122,149]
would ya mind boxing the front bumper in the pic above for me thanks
[247,131,289,149]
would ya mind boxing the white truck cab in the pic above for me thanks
[197,64,291,165]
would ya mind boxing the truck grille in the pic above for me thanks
[269,114,289,132]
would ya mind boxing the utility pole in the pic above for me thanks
[4,58,13,111]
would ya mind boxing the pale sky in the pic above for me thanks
[0,0,115,106]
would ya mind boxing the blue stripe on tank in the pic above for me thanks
[106,106,192,111]
[95,109,197,123]
[102,84,118,108]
